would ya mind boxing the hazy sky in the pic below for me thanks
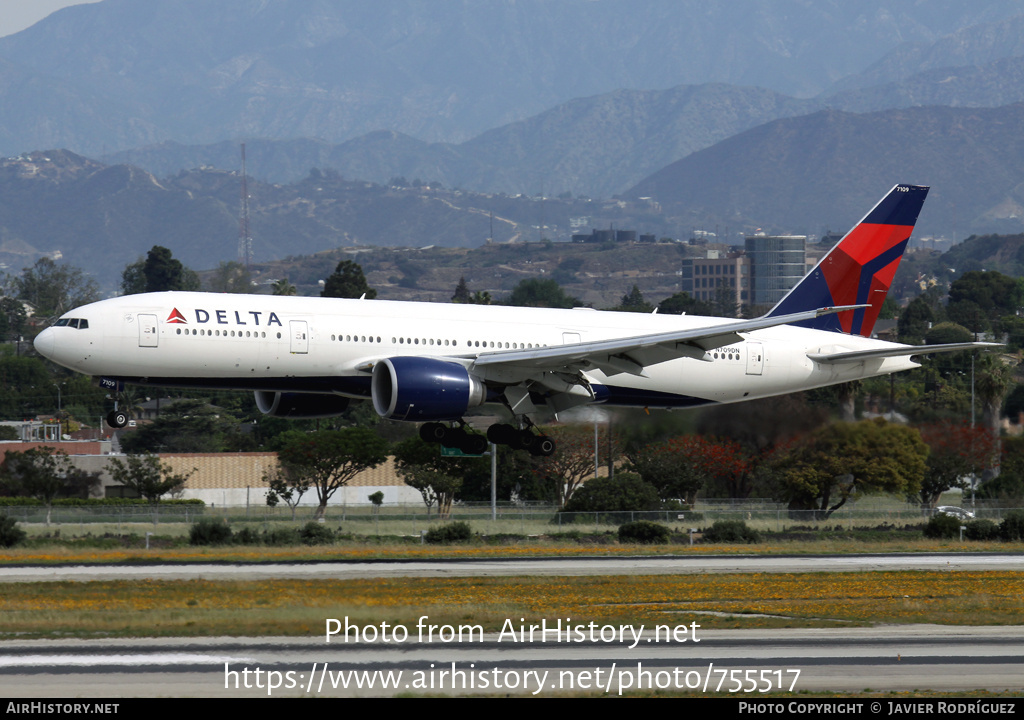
[0,0,100,38]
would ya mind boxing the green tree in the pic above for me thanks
[107,453,194,503]
[120,258,146,296]
[122,245,191,294]
[450,276,491,305]
[321,260,376,299]
[897,296,936,343]
[0,353,62,418]
[402,465,462,518]
[0,447,75,524]
[772,418,927,519]
[451,277,471,303]
[878,296,899,320]
[276,428,389,519]
[13,257,99,318]
[710,287,740,318]
[392,435,469,517]
[506,278,580,308]
[656,292,714,316]
[127,245,200,294]
[561,472,661,512]
[264,463,310,520]
[925,322,973,346]
[948,270,1023,324]
[0,297,28,340]
[612,285,653,313]
[119,399,246,453]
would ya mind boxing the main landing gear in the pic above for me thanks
[419,421,556,457]
[486,423,555,456]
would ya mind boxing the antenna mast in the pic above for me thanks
[237,143,253,268]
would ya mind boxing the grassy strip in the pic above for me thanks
[0,534,1017,564]
[1,571,1023,639]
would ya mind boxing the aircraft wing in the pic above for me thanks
[468,304,863,378]
[807,342,1003,365]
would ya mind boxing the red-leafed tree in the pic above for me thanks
[916,421,999,508]
[532,425,619,507]
[629,435,750,505]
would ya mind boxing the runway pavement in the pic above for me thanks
[1,626,1021,697]
[3,552,1024,582]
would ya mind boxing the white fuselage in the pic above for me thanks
[35,292,917,412]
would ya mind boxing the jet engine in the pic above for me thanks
[371,357,486,421]
[254,391,351,419]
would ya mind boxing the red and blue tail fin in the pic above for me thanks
[767,183,929,337]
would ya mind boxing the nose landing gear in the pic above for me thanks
[100,379,131,429]
[106,409,129,429]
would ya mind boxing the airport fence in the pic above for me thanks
[1,499,1014,535]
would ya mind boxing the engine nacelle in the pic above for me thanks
[371,357,486,421]
[254,391,351,419]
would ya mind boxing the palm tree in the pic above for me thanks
[272,277,297,296]
[976,353,1016,440]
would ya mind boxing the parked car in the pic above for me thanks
[935,506,975,520]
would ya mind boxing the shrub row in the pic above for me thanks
[424,521,472,544]
[923,510,1024,541]
[188,518,336,546]
[617,520,671,544]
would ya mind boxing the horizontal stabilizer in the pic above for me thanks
[808,342,1002,365]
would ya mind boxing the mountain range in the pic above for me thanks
[3,0,1024,283]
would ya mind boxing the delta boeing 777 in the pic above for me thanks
[34,184,993,456]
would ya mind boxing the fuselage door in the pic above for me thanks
[290,320,309,354]
[745,341,763,375]
[138,314,158,348]
[562,332,581,345]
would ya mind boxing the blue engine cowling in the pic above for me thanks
[254,391,351,419]
[371,357,486,421]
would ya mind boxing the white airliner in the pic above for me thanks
[34,184,992,455]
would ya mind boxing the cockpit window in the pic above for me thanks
[54,318,88,329]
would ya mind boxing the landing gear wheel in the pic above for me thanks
[531,434,556,457]
[420,422,447,443]
[107,410,129,428]
[514,429,537,452]
[487,423,516,445]
[459,433,488,455]
[439,426,463,449]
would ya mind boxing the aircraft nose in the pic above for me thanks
[34,327,55,359]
